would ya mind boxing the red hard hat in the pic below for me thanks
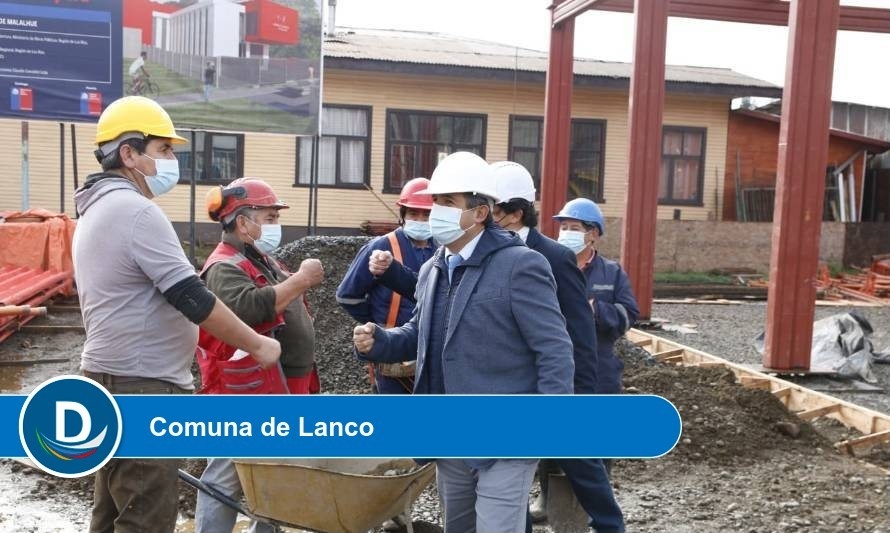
[207,178,288,222]
[397,178,433,210]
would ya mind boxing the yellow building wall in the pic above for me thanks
[0,68,729,226]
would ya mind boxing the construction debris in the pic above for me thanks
[816,257,890,305]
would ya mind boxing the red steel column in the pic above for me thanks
[764,0,840,370]
[620,0,668,320]
[540,2,575,238]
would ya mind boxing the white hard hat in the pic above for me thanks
[420,152,499,201]
[491,161,536,203]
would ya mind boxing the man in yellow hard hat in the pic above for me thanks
[73,96,281,533]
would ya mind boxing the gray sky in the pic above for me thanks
[332,0,890,108]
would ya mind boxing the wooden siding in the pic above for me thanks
[0,68,730,226]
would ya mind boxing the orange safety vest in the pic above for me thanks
[373,232,415,380]
[195,242,291,394]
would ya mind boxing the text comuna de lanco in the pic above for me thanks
[150,416,374,438]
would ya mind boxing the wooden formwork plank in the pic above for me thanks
[653,348,685,362]
[835,430,890,454]
[739,376,772,390]
[626,328,890,437]
[797,404,841,421]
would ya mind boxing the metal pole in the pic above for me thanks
[59,123,65,214]
[312,134,320,234]
[70,124,79,190]
[21,121,29,211]
[306,136,315,234]
[189,130,198,267]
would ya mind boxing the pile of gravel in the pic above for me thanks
[276,236,374,395]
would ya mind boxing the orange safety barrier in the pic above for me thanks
[0,208,77,344]
[0,208,76,278]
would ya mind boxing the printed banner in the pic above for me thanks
[3,376,682,477]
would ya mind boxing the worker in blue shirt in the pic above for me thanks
[336,178,435,394]
[554,198,639,395]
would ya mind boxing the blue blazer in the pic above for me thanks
[361,225,575,395]
[526,228,599,394]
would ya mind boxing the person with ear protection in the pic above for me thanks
[336,177,435,396]
[73,96,281,533]
[353,152,574,533]
[490,163,625,533]
[554,198,639,397]
[194,177,325,533]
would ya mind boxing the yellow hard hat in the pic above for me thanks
[95,96,187,146]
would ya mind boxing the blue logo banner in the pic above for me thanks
[4,390,682,461]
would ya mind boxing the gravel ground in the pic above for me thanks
[649,302,890,415]
[1,237,888,533]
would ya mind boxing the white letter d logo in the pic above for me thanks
[56,401,91,443]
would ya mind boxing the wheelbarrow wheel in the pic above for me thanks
[384,520,443,533]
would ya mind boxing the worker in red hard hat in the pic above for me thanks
[195,177,325,533]
[337,177,435,399]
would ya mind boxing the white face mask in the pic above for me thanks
[429,204,470,245]
[403,220,432,241]
[245,218,282,255]
[137,154,180,197]
[558,230,588,255]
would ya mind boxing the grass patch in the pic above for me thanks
[123,58,203,96]
[654,271,735,285]
[167,98,316,132]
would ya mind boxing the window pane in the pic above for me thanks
[389,113,417,141]
[663,130,683,155]
[454,117,483,144]
[672,160,699,200]
[571,122,601,150]
[390,144,416,189]
[569,152,600,200]
[174,131,204,182]
[317,137,336,185]
[324,107,367,136]
[513,149,540,191]
[419,143,449,179]
[418,115,450,143]
[512,119,541,149]
[659,159,670,199]
[683,131,702,156]
[339,139,365,184]
[298,138,312,184]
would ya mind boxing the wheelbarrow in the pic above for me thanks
[180,458,437,533]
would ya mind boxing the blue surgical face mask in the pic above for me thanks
[246,218,282,255]
[403,220,432,241]
[429,204,470,246]
[558,230,588,255]
[137,154,180,197]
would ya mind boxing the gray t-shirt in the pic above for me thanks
[73,176,198,388]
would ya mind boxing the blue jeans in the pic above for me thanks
[194,458,280,533]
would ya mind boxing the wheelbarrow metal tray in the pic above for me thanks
[234,458,435,532]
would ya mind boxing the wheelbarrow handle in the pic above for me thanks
[178,468,279,528]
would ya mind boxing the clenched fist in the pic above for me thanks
[353,322,377,354]
[369,250,393,276]
[297,258,325,288]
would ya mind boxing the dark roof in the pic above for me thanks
[324,28,782,98]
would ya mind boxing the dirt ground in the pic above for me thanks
[0,237,888,533]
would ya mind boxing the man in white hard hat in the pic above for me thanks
[353,151,574,533]
[491,161,625,533]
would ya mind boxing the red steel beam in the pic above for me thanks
[619,0,668,321]
[540,0,576,238]
[764,0,840,371]
[560,0,889,34]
